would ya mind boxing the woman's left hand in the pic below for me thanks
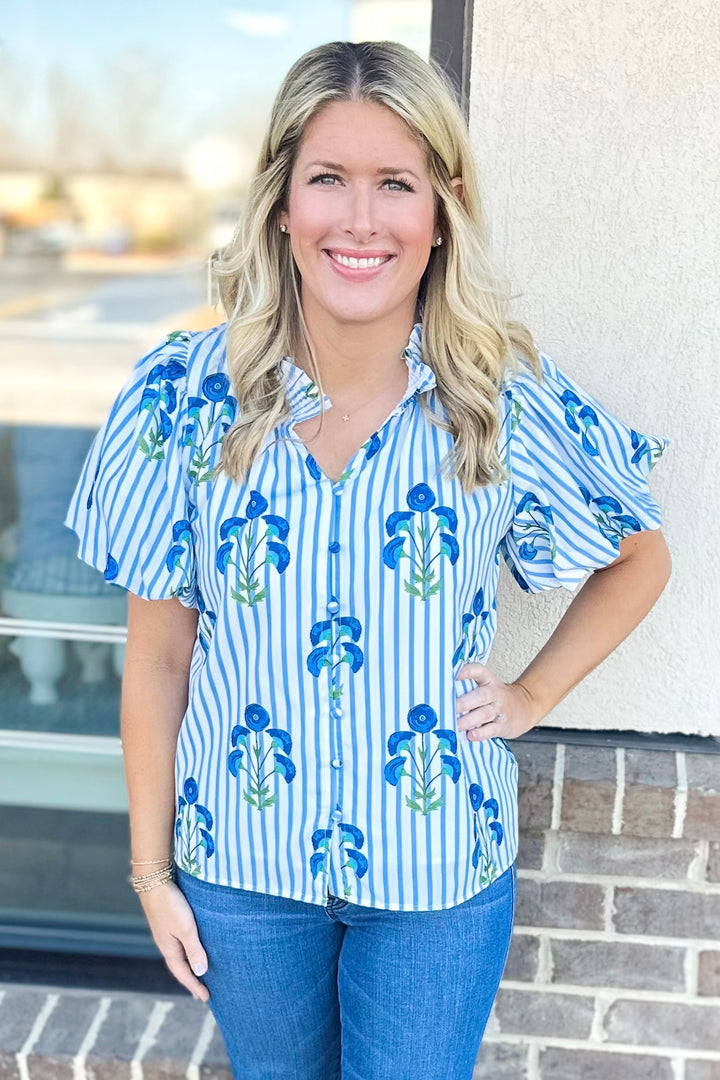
[455,663,541,741]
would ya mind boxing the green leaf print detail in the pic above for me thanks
[382,484,459,600]
[384,704,462,815]
[228,704,296,811]
[175,778,215,876]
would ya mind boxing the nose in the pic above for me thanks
[344,182,377,242]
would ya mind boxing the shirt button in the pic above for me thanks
[328,542,340,554]
[331,757,343,769]
[327,597,340,614]
[331,809,343,822]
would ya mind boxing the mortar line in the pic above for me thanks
[512,925,720,948]
[130,999,174,1080]
[186,1010,216,1080]
[527,1041,541,1080]
[673,751,688,839]
[72,996,112,1080]
[550,744,565,830]
[516,867,720,893]
[612,748,625,835]
[498,978,720,1004]
[481,1034,720,1061]
[16,993,59,1080]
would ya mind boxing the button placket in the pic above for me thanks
[326,482,345,835]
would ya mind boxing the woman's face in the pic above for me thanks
[279,99,440,332]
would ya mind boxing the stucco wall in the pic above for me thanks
[469,0,718,735]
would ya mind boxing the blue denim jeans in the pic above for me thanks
[176,863,516,1080]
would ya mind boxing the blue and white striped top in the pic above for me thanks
[66,322,666,910]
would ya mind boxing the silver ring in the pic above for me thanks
[495,712,505,723]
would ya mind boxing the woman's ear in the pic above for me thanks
[450,176,465,205]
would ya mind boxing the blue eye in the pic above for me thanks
[384,178,416,192]
[309,173,340,185]
[308,173,416,192]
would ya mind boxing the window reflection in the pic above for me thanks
[0,0,433,931]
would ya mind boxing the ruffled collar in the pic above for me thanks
[278,322,437,423]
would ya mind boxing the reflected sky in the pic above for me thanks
[1,1,352,145]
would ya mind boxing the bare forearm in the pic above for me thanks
[121,596,197,862]
[121,658,189,860]
[514,529,672,724]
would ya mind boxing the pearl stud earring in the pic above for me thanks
[435,236,443,246]
[280,224,287,233]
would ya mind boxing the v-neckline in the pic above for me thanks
[288,384,410,484]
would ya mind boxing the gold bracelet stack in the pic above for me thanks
[129,859,175,893]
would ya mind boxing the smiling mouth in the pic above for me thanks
[324,250,394,269]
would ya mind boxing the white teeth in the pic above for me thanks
[329,253,389,269]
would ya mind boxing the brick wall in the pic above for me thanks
[475,739,720,1079]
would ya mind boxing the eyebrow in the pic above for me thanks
[305,160,421,181]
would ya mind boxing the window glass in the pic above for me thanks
[0,0,432,939]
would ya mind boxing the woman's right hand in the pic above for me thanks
[139,882,210,1002]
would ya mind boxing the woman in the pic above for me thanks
[66,40,671,1080]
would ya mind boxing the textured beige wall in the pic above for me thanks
[469,0,719,735]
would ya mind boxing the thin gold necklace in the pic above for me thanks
[336,375,405,422]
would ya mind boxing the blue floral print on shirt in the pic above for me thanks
[384,704,462,814]
[306,615,364,700]
[137,355,187,462]
[228,704,296,810]
[183,372,237,484]
[383,484,459,599]
[216,491,290,606]
[176,778,215,876]
[469,783,504,886]
[310,821,368,898]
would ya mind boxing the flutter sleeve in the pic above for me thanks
[64,331,197,608]
[499,351,668,593]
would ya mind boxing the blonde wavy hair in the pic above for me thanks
[214,39,539,491]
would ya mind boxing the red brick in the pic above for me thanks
[516,878,605,930]
[0,990,49,1053]
[494,987,594,1038]
[514,742,557,783]
[24,1056,73,1080]
[685,792,720,841]
[33,995,105,1057]
[85,1064,132,1080]
[708,842,720,883]
[199,1025,232,1072]
[685,756,720,794]
[539,1047,674,1079]
[555,832,697,879]
[685,1063,720,1080]
[139,999,209,1073]
[561,780,615,833]
[473,1041,529,1078]
[503,933,539,981]
[515,742,556,830]
[698,951,720,996]
[622,785,676,838]
[604,998,720,1050]
[550,938,685,991]
[614,886,720,939]
[0,1054,21,1080]
[517,831,544,869]
[518,782,553,830]
[625,750,677,787]
[565,746,617,782]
